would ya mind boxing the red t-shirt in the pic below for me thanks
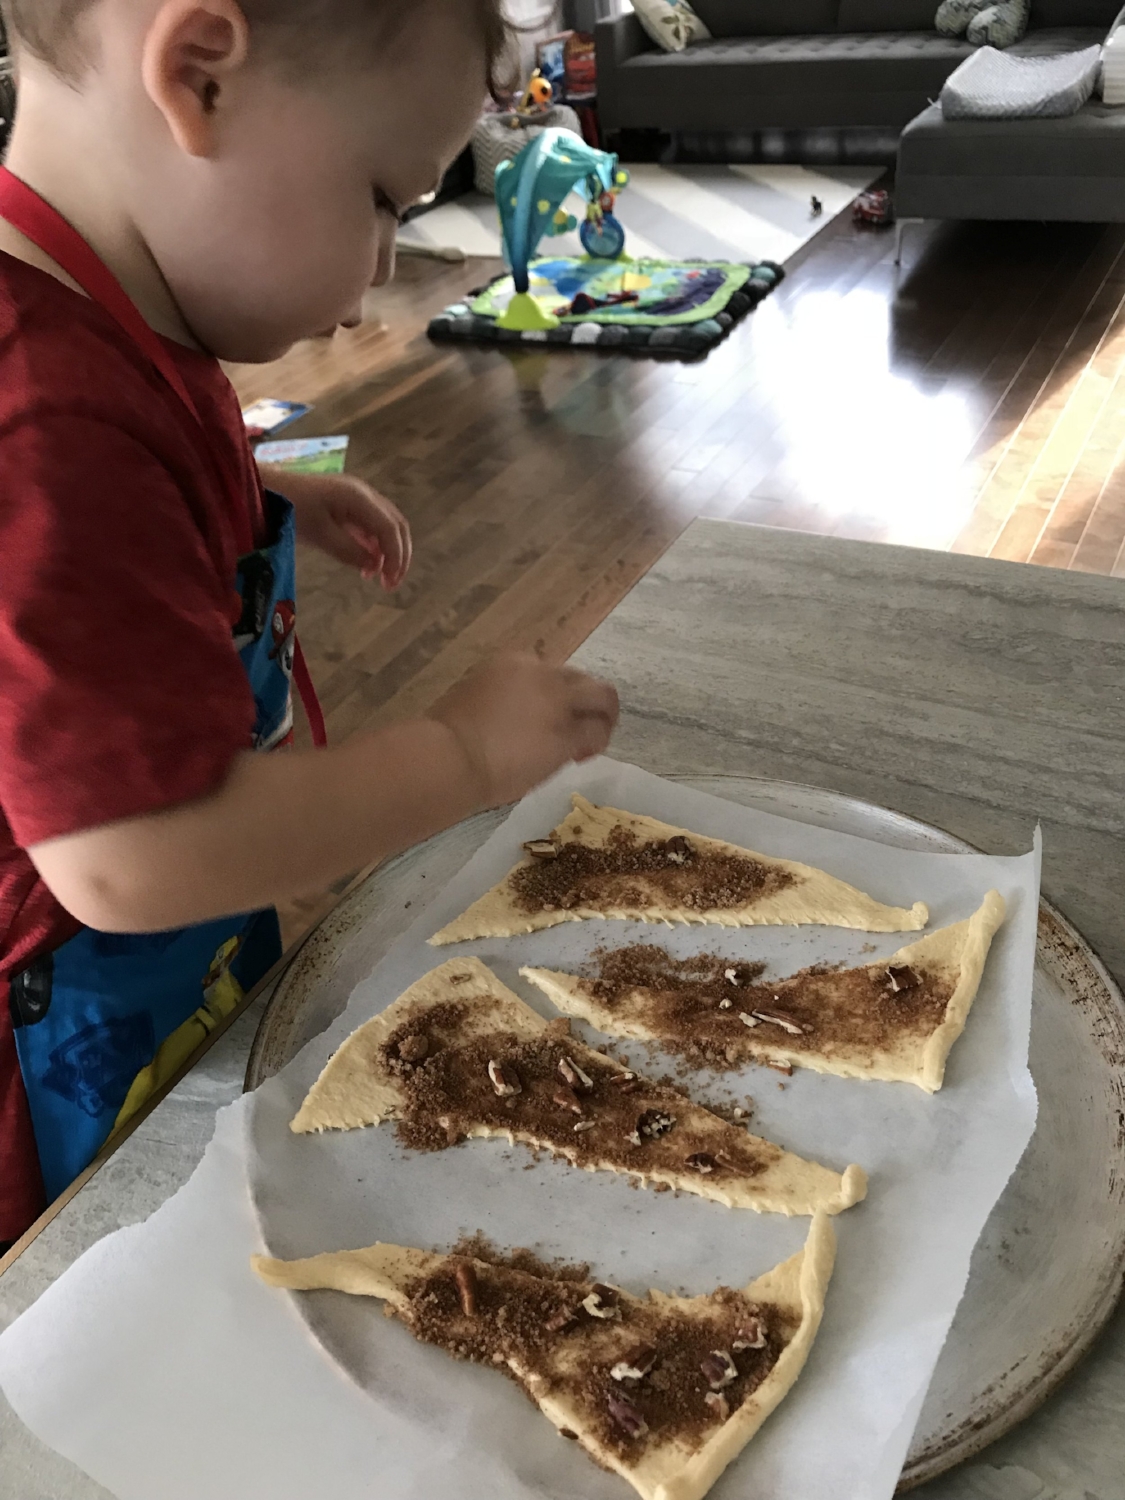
[0,252,263,1240]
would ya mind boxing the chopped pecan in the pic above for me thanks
[487,1059,521,1097]
[664,835,693,865]
[887,964,921,994]
[453,1262,477,1317]
[738,1012,760,1029]
[718,998,733,1010]
[607,1389,648,1439]
[608,1070,637,1085]
[582,1285,620,1320]
[764,1059,793,1075]
[572,1119,596,1133]
[552,1084,584,1115]
[685,1152,718,1174]
[704,1391,730,1421]
[700,1350,738,1390]
[558,1055,594,1093]
[523,839,559,859]
[751,1008,808,1036]
[636,1109,675,1140]
[732,1315,766,1351]
[544,1305,578,1334]
[610,1344,658,1382]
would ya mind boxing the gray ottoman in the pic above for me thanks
[470,106,583,196]
[896,99,1125,225]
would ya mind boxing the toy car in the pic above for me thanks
[852,189,895,226]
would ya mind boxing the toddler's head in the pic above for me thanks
[4,0,506,359]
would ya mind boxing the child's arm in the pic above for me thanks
[28,654,618,934]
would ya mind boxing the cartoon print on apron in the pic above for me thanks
[0,167,326,1201]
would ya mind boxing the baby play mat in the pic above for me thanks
[427,253,783,357]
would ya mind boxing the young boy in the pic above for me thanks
[0,0,619,1246]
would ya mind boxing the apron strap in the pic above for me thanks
[0,168,206,429]
[292,640,327,748]
[0,167,328,748]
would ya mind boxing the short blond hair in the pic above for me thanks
[2,0,512,85]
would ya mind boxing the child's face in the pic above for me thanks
[119,4,488,362]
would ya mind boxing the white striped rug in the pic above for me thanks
[398,162,881,267]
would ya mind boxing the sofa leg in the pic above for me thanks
[894,218,922,267]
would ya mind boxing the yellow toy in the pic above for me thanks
[518,68,552,115]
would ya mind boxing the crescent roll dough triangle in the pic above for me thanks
[429,795,927,945]
[523,891,1005,1094]
[291,957,866,1217]
[252,1212,836,1500]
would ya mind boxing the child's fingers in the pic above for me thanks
[334,480,412,588]
[350,505,404,586]
[570,710,616,762]
[562,669,620,728]
[342,520,385,575]
[391,511,413,586]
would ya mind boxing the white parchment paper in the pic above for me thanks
[0,760,1040,1500]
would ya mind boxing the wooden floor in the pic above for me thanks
[226,209,1125,941]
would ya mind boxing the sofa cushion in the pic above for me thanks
[1029,0,1119,26]
[941,42,1102,117]
[612,25,1105,128]
[689,0,839,36]
[896,98,1125,219]
[901,95,1125,175]
[836,0,940,27]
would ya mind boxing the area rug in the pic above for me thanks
[398,161,881,265]
[427,254,783,356]
[408,161,878,358]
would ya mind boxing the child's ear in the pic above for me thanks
[141,0,251,158]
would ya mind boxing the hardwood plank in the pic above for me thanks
[223,210,1125,949]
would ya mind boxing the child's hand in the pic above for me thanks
[430,653,619,807]
[261,466,412,589]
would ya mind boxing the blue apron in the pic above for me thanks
[10,492,299,1199]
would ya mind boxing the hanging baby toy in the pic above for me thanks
[494,127,630,332]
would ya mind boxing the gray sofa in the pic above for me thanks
[896,98,1125,221]
[596,0,1119,133]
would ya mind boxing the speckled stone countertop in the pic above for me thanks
[3,521,1123,1500]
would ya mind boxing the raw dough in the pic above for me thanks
[291,957,866,1216]
[524,892,1005,1094]
[252,1212,836,1500]
[430,795,928,944]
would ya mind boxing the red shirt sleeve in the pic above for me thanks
[0,409,255,848]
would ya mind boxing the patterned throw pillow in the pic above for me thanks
[632,0,711,53]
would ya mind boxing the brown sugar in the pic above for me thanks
[378,997,775,1181]
[578,943,955,1073]
[397,1250,798,1460]
[509,827,796,916]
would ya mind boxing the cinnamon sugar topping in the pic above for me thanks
[508,826,796,916]
[377,998,775,1181]
[396,1248,795,1460]
[578,943,954,1073]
